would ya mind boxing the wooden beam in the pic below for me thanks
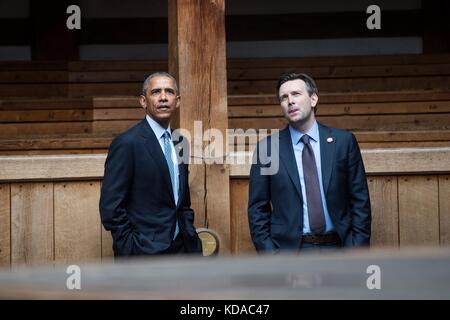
[167,0,231,253]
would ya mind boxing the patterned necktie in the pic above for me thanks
[300,134,326,234]
[162,131,179,239]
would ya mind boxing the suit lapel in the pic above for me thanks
[139,119,175,203]
[319,123,335,195]
[279,127,302,198]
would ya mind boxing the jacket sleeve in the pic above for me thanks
[99,136,137,256]
[347,133,372,246]
[247,141,277,253]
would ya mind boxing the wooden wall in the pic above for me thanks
[1,149,449,268]
[230,175,450,253]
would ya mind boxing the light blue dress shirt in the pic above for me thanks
[146,115,179,205]
[289,121,335,234]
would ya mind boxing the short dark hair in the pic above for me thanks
[276,72,318,98]
[142,71,179,96]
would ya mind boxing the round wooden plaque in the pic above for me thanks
[196,228,220,256]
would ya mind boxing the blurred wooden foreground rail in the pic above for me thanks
[0,248,449,299]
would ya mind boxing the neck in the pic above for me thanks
[290,115,315,133]
[148,113,170,129]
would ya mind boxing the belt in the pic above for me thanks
[301,232,341,244]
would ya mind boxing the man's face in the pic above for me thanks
[140,76,180,128]
[278,79,318,125]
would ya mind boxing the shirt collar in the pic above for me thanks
[146,114,170,139]
[289,120,319,145]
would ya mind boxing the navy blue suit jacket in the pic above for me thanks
[100,119,202,256]
[248,123,371,252]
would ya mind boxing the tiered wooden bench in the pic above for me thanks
[1,54,449,97]
[229,91,450,149]
[1,90,450,154]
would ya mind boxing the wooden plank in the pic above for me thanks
[0,61,68,72]
[362,148,450,175]
[0,136,113,151]
[0,184,10,267]
[0,122,91,138]
[1,149,450,182]
[68,83,140,97]
[229,100,450,118]
[228,91,450,106]
[230,113,450,131]
[359,141,450,149]
[0,149,107,156]
[0,154,107,181]
[230,179,254,254]
[54,181,101,264]
[93,108,143,120]
[354,130,450,142]
[228,76,450,95]
[0,84,68,98]
[228,63,450,80]
[0,71,68,83]
[0,98,92,110]
[439,175,450,245]
[93,96,139,108]
[69,60,167,72]
[169,0,230,253]
[0,109,92,122]
[367,176,399,247]
[10,183,53,266]
[398,176,439,246]
[69,71,149,83]
[228,147,450,177]
[228,54,450,68]
[92,120,139,135]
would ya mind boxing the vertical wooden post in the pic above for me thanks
[168,0,231,254]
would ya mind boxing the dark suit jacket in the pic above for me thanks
[248,123,371,253]
[100,119,203,256]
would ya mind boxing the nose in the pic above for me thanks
[287,94,294,105]
[159,90,168,101]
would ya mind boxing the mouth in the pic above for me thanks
[157,105,171,111]
[288,109,299,115]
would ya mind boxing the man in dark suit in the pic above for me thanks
[100,72,202,257]
[248,72,371,253]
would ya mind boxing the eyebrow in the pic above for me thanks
[151,87,176,93]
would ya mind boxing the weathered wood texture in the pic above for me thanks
[54,182,102,264]
[169,0,231,253]
[10,183,53,266]
[0,184,10,267]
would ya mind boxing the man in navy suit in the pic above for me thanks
[248,72,371,253]
[100,72,202,256]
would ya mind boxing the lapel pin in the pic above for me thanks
[327,137,334,143]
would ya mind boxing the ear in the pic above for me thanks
[139,95,146,110]
[310,93,318,107]
[175,95,181,109]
